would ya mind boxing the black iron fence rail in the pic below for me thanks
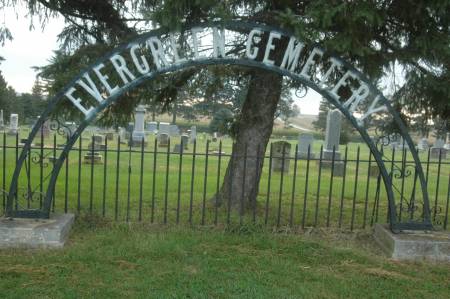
[1,132,449,231]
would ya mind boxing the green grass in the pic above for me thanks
[1,129,449,230]
[1,219,449,298]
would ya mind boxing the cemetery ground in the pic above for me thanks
[1,219,450,298]
[1,129,449,230]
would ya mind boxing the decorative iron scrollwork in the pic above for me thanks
[392,164,415,179]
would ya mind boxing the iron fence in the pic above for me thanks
[1,131,449,231]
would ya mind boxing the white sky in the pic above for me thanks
[0,5,321,114]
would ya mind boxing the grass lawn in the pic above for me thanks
[1,218,449,298]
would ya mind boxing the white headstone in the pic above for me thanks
[417,138,429,151]
[132,105,147,145]
[323,109,341,160]
[158,122,170,136]
[431,138,447,159]
[146,121,158,133]
[190,126,197,143]
[434,138,445,148]
[181,134,189,149]
[271,141,291,173]
[8,114,18,135]
[169,124,180,137]
[297,133,315,158]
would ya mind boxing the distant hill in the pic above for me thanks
[274,114,318,132]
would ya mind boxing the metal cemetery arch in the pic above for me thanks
[6,21,432,231]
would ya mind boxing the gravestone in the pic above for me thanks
[190,125,197,143]
[158,133,169,147]
[105,132,114,141]
[118,127,128,143]
[212,132,218,142]
[131,105,147,147]
[322,109,344,176]
[181,134,189,149]
[172,143,182,153]
[430,138,447,159]
[8,114,18,135]
[0,109,4,130]
[42,120,50,138]
[169,124,180,137]
[323,109,341,160]
[271,141,291,173]
[297,133,315,159]
[84,135,104,164]
[146,121,158,134]
[158,122,170,136]
[417,138,429,151]
[445,133,450,150]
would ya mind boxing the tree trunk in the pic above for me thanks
[215,70,283,210]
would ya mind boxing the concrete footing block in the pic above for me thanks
[0,213,75,249]
[374,223,450,262]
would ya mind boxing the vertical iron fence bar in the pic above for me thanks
[2,132,5,210]
[189,140,196,224]
[338,146,348,228]
[433,150,443,222]
[52,134,56,212]
[89,135,95,213]
[77,137,82,212]
[409,167,418,221]
[64,135,69,213]
[39,129,43,209]
[114,136,121,221]
[227,143,235,225]
[301,145,311,229]
[362,151,372,229]
[202,140,210,225]
[443,174,450,230]
[138,137,144,221]
[289,144,299,227]
[253,144,261,224]
[350,146,360,231]
[314,145,324,227]
[163,138,171,224]
[399,147,407,221]
[126,143,132,222]
[176,138,183,224]
[214,140,222,225]
[265,143,273,225]
[240,143,247,225]
[15,133,18,208]
[387,147,396,223]
[151,138,157,223]
[102,137,108,217]
[326,146,336,227]
[26,137,31,208]
[425,148,431,184]
[277,143,286,227]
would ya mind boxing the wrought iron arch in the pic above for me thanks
[5,21,432,231]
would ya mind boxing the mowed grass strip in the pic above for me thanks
[0,219,449,298]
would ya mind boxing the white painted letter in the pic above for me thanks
[280,37,304,71]
[191,27,203,58]
[246,29,262,59]
[169,33,185,64]
[359,95,388,121]
[343,83,370,112]
[329,70,357,100]
[319,57,342,87]
[299,48,324,81]
[130,44,150,74]
[147,37,168,69]
[110,54,136,85]
[76,72,104,103]
[93,63,119,95]
[65,87,94,116]
[212,27,226,58]
[263,31,281,65]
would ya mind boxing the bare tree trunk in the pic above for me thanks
[215,69,282,210]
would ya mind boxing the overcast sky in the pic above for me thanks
[0,5,321,115]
